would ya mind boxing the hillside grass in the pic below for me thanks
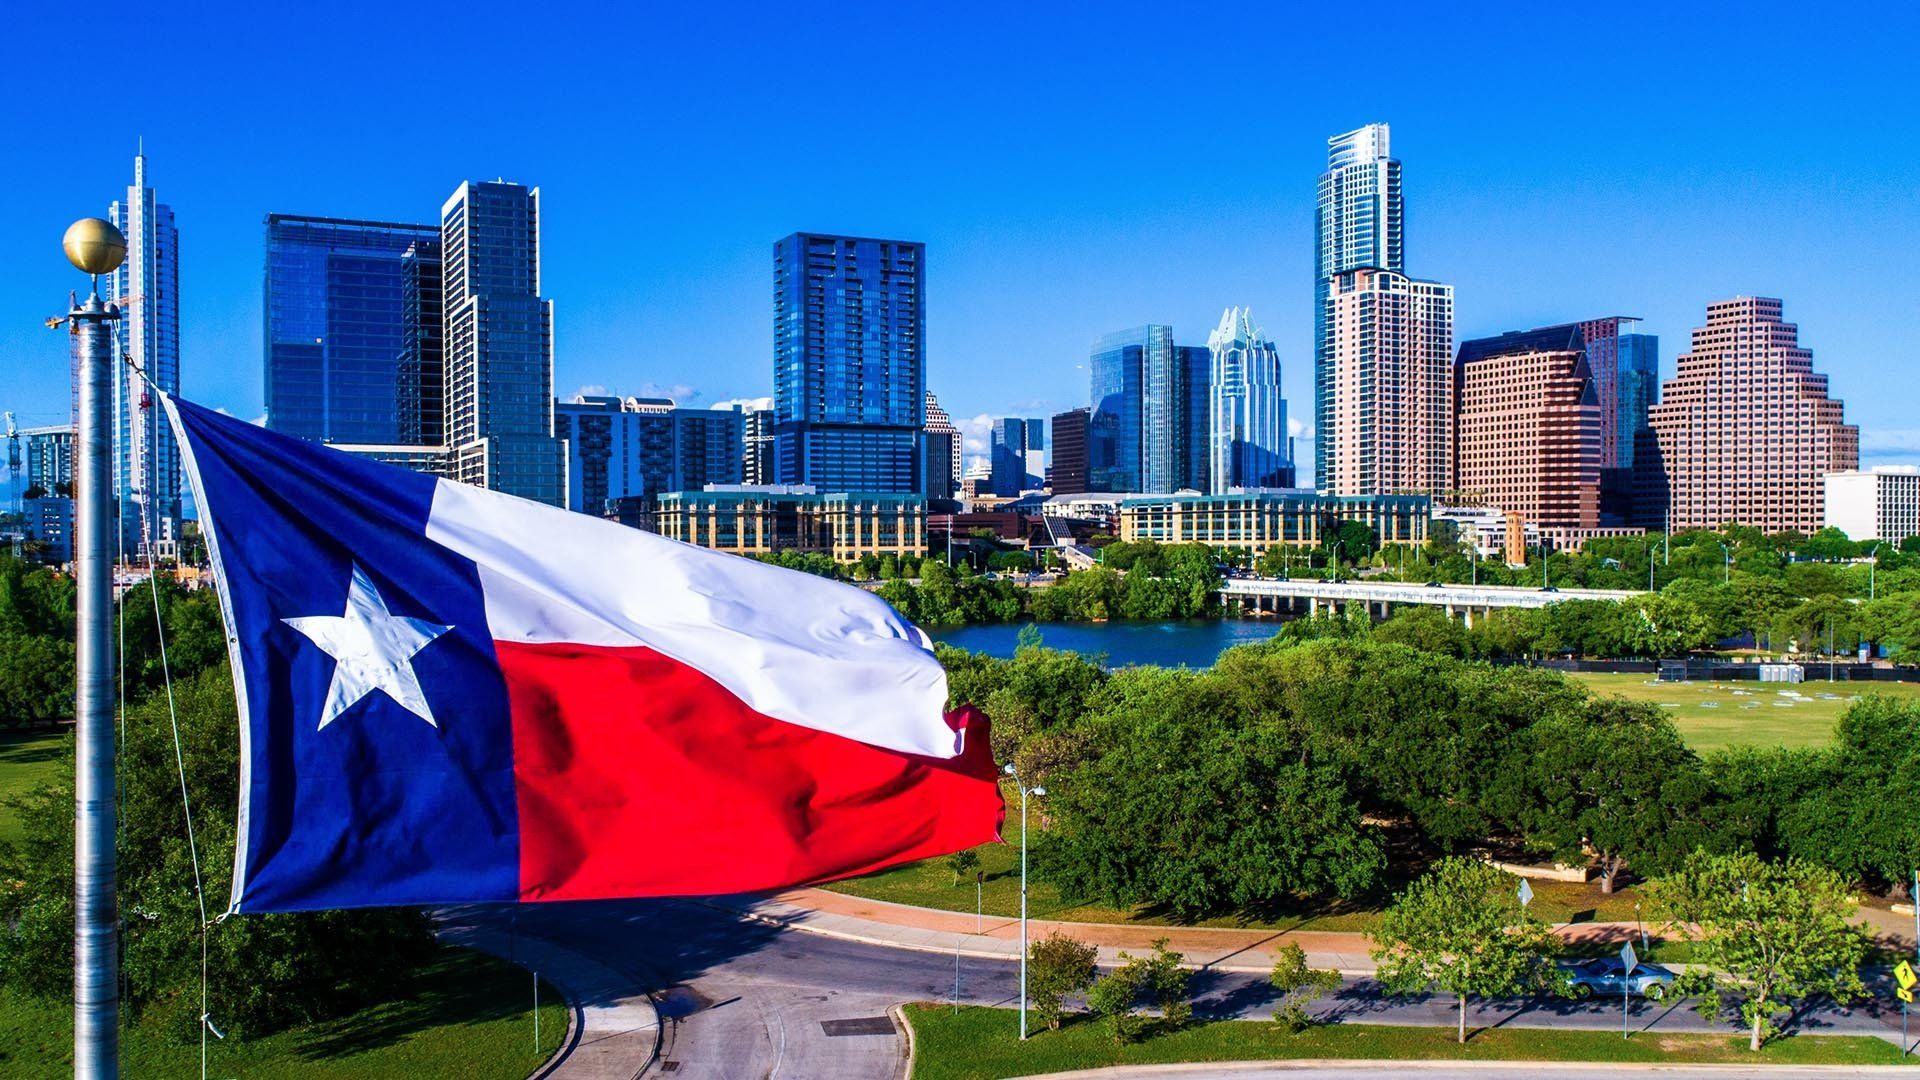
[1566,671,1920,751]
[0,728,66,848]
[904,1004,1912,1079]
[0,944,565,1079]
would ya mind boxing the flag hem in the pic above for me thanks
[157,391,256,916]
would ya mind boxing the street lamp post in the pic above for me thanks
[1717,542,1731,585]
[1003,764,1047,1040]
[61,217,127,1080]
[1329,539,1342,586]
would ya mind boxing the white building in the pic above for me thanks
[1208,307,1292,493]
[1824,466,1920,542]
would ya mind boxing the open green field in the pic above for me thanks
[0,729,67,848]
[904,1005,1911,1078]
[1567,671,1920,751]
[824,836,1647,932]
[0,944,566,1079]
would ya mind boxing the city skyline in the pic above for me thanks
[4,5,1918,484]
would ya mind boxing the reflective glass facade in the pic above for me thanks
[989,417,1045,496]
[1208,308,1293,492]
[1089,326,1210,493]
[107,152,182,555]
[265,215,441,444]
[555,396,746,513]
[1315,124,1404,490]
[772,233,924,492]
[442,181,565,505]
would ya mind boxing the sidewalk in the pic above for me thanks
[709,889,1740,975]
[438,916,660,1080]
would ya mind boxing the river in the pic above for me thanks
[926,619,1280,668]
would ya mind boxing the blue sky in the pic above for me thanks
[3,2,1916,475]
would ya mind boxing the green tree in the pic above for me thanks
[1026,932,1097,1032]
[0,667,434,1035]
[1085,955,1148,1043]
[1646,851,1868,1051]
[945,848,980,886]
[1368,857,1564,1043]
[1493,699,1712,892]
[1620,592,1712,657]
[1373,606,1471,657]
[1269,942,1341,1032]
[0,632,74,726]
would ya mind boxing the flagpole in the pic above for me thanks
[63,218,127,1079]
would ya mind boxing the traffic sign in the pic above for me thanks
[1896,960,1917,990]
[1517,880,1534,908]
[1899,987,1914,1004]
[1620,941,1638,974]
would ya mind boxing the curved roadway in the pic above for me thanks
[478,899,1905,1080]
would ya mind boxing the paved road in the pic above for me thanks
[483,899,1909,1079]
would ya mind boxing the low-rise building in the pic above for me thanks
[24,496,73,563]
[1118,490,1428,554]
[651,485,924,562]
[1824,466,1920,542]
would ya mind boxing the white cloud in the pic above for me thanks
[1287,417,1314,439]
[638,382,698,403]
[1863,429,1920,454]
[568,384,611,400]
[710,395,773,412]
[957,413,994,457]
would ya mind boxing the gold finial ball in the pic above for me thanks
[63,218,126,275]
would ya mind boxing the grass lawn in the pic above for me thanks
[0,728,67,848]
[903,1004,1912,1079]
[826,840,1650,933]
[1566,671,1920,751]
[0,944,566,1079]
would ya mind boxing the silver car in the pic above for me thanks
[1559,956,1677,1000]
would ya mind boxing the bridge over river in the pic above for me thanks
[1220,577,1644,626]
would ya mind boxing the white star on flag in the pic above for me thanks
[282,563,452,731]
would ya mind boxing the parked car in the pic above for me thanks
[1425,580,1445,588]
[1558,956,1676,1000]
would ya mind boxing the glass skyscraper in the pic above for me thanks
[1089,326,1210,493]
[442,181,565,505]
[106,150,181,556]
[989,417,1045,496]
[1315,124,1403,490]
[1208,307,1293,492]
[772,233,924,493]
[264,215,441,444]
[397,239,444,447]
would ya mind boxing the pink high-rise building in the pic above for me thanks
[1454,348,1601,528]
[1646,297,1857,534]
[1322,268,1453,495]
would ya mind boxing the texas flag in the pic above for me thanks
[161,394,1004,914]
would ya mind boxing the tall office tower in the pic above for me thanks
[22,426,75,494]
[106,149,182,556]
[742,403,775,485]
[442,181,565,504]
[772,232,924,492]
[1647,297,1856,534]
[264,215,442,443]
[989,417,1046,496]
[1323,268,1454,496]
[1049,408,1090,495]
[1088,326,1211,493]
[554,395,745,513]
[1315,124,1403,489]
[1453,339,1601,527]
[397,239,444,447]
[1207,307,1293,492]
[922,391,961,500]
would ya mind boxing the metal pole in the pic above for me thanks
[1018,784,1029,1040]
[73,285,120,1079]
[533,970,540,1053]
